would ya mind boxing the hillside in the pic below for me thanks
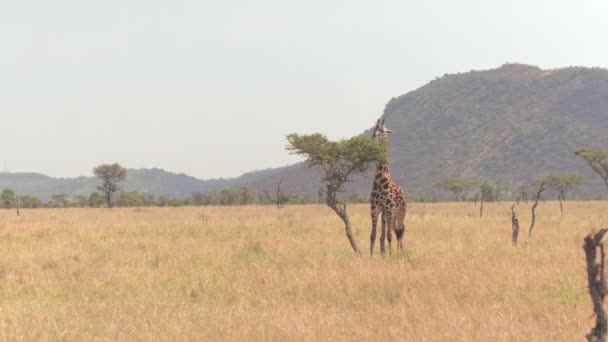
[243,63,608,199]
[0,168,269,200]
[3,63,608,200]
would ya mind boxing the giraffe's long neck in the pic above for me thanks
[375,161,389,177]
[375,145,390,177]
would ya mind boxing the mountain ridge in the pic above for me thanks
[3,63,608,200]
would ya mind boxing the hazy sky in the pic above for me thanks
[2,1,608,179]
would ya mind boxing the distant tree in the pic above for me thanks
[286,133,385,253]
[93,163,127,208]
[157,194,172,207]
[264,179,291,208]
[542,173,586,214]
[191,192,206,206]
[88,192,105,207]
[169,198,190,207]
[575,149,608,192]
[493,182,508,202]
[239,185,252,205]
[203,192,219,206]
[257,192,268,205]
[218,189,236,205]
[117,191,144,207]
[514,184,529,204]
[480,182,497,202]
[73,194,89,207]
[142,193,156,206]
[478,181,495,217]
[0,188,16,208]
[433,179,478,201]
[50,193,70,208]
[18,195,43,208]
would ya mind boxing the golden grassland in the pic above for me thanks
[0,202,606,341]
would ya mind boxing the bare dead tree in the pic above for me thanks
[511,203,520,246]
[526,181,549,244]
[264,179,291,209]
[584,228,608,342]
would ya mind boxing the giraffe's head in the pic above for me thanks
[371,119,392,141]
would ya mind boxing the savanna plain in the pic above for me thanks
[0,202,605,341]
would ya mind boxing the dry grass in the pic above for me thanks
[0,202,605,341]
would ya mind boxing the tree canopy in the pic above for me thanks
[433,179,478,200]
[575,149,608,191]
[286,133,385,189]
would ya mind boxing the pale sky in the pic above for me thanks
[2,0,608,179]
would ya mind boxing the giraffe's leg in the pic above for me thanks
[389,208,399,256]
[396,222,405,251]
[387,226,393,256]
[370,203,380,256]
[380,210,386,255]
[396,205,406,252]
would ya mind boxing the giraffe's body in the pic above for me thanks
[369,119,407,255]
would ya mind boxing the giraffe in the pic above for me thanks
[370,119,407,256]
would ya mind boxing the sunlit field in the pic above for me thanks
[0,202,606,341]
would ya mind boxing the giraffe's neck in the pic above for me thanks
[375,161,390,177]
[375,145,390,178]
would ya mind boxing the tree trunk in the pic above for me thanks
[526,183,547,244]
[479,196,484,218]
[326,192,360,254]
[584,229,608,342]
[526,200,539,244]
[559,193,564,215]
[511,203,520,246]
[104,191,113,208]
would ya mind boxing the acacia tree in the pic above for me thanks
[479,181,494,217]
[433,179,477,201]
[286,133,384,253]
[542,173,585,214]
[93,163,127,208]
[575,149,608,192]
